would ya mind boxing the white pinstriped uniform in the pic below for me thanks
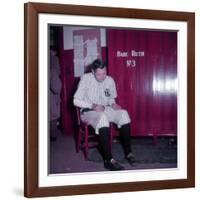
[73,73,131,134]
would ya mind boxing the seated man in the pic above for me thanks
[73,59,135,171]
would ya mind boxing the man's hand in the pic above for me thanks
[92,104,105,112]
[111,103,121,110]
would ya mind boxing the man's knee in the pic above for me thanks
[120,109,128,115]
[120,109,130,119]
[118,109,131,127]
[98,113,109,127]
[95,113,110,134]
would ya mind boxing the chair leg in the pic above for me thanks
[84,126,89,160]
[76,128,81,152]
[77,124,100,160]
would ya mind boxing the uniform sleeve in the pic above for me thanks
[108,77,117,106]
[73,75,93,109]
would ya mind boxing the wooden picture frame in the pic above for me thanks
[24,2,195,197]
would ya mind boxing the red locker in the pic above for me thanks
[107,29,177,137]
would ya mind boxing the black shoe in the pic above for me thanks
[126,153,136,166]
[104,158,124,171]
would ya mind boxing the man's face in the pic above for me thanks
[93,68,107,82]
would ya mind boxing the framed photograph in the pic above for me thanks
[24,2,195,197]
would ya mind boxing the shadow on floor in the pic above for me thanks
[49,129,177,174]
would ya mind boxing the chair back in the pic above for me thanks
[76,107,81,125]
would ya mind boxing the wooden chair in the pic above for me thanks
[75,107,113,160]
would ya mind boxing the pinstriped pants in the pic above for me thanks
[80,106,131,134]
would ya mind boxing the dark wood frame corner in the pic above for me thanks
[24,2,195,198]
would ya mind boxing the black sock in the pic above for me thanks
[119,123,132,156]
[98,127,112,162]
